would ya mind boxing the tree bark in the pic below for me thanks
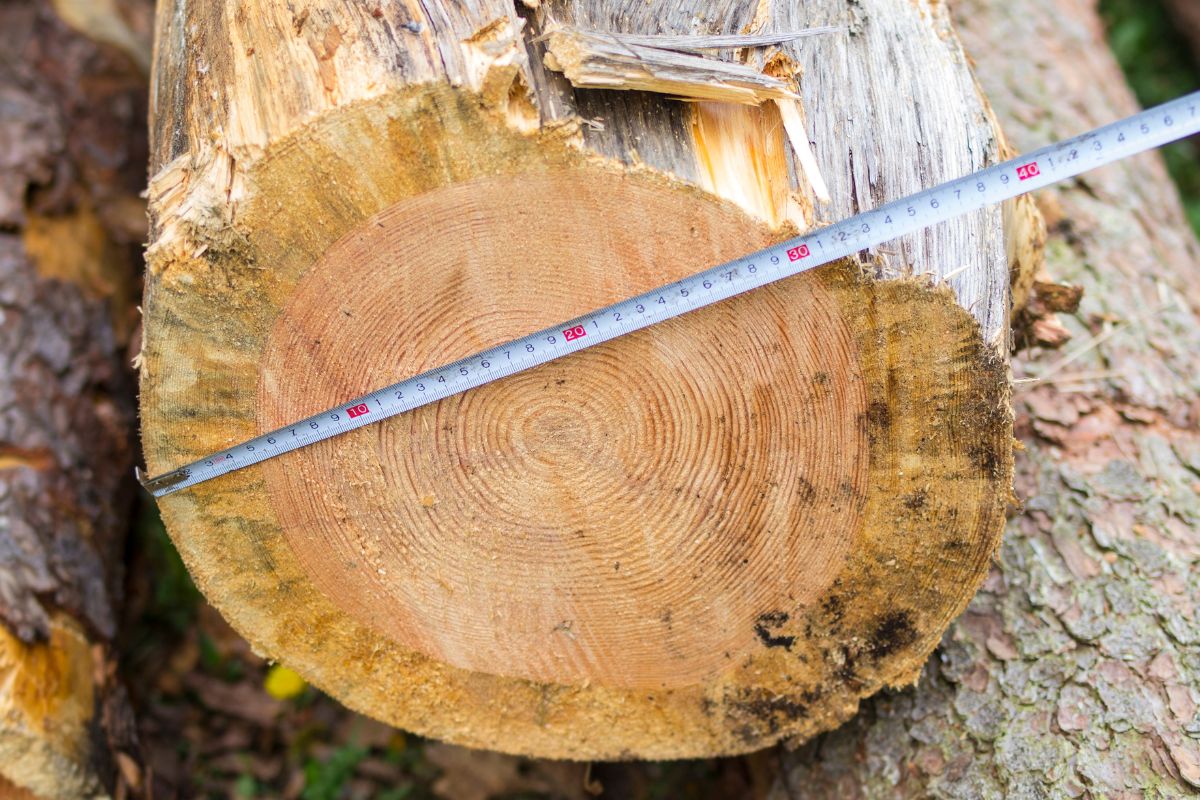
[773,0,1200,796]
[0,2,147,797]
[141,0,1033,758]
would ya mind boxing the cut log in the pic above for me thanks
[0,2,147,798]
[772,0,1200,796]
[141,0,1030,758]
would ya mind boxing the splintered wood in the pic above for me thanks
[542,24,833,201]
[542,26,802,102]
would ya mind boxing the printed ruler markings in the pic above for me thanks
[139,92,1200,497]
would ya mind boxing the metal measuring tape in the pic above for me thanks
[140,91,1200,498]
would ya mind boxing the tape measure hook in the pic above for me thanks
[137,466,192,493]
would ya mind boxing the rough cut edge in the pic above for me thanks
[1004,194,1046,313]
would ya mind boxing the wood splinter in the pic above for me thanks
[542,23,834,202]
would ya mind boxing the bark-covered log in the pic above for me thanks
[0,2,147,797]
[140,0,1038,758]
[773,0,1200,796]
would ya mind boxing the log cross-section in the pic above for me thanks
[141,0,1027,758]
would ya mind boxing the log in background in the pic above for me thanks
[0,1,150,796]
[776,0,1200,795]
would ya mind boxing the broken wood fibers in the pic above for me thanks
[140,0,1041,759]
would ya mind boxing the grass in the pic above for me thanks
[1100,0,1200,234]
[301,745,368,800]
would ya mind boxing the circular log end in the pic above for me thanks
[142,86,1012,758]
[260,170,866,691]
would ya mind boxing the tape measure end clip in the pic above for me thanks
[137,466,191,495]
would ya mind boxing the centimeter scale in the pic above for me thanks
[140,91,1200,498]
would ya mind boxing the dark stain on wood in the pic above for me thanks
[867,609,917,661]
[754,611,796,650]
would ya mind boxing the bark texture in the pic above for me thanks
[0,2,147,796]
[773,0,1200,796]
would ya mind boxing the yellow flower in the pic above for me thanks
[264,664,307,700]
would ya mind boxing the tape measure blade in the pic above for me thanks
[141,91,1200,498]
